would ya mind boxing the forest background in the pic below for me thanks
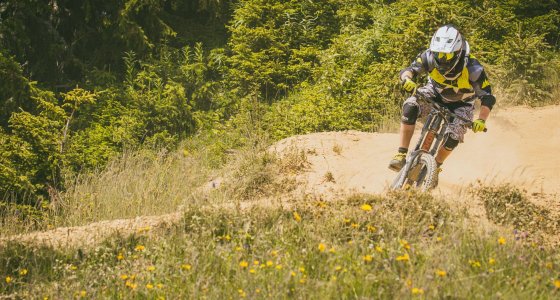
[1,0,559,224]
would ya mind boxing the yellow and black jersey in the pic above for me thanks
[401,50,496,109]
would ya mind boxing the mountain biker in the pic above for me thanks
[388,24,496,172]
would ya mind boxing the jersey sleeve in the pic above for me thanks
[470,64,496,110]
[399,51,429,79]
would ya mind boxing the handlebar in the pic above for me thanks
[413,89,488,132]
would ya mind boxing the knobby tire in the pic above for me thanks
[390,153,438,192]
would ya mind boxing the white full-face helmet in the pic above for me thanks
[429,25,469,76]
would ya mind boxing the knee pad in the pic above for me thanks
[443,135,459,150]
[401,102,419,125]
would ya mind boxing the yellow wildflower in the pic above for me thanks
[253,260,260,266]
[135,245,145,252]
[299,267,305,273]
[545,262,553,269]
[120,274,129,280]
[125,281,137,289]
[79,291,86,297]
[299,278,306,284]
[318,243,326,252]
[554,279,560,288]
[5,276,12,284]
[238,289,246,298]
[363,255,373,263]
[498,237,506,245]
[255,288,261,294]
[343,218,351,224]
[147,266,156,272]
[469,260,481,268]
[117,253,124,260]
[266,260,274,267]
[146,284,154,290]
[436,269,447,277]
[275,264,283,270]
[331,276,337,281]
[489,258,496,265]
[329,247,336,254]
[290,271,297,277]
[400,240,411,250]
[361,204,372,211]
[428,224,435,230]
[375,245,383,253]
[396,253,410,262]
[137,226,151,233]
[239,261,249,268]
[19,269,28,276]
[156,283,164,289]
[235,246,243,252]
[271,250,278,257]
[367,225,376,233]
[181,264,192,270]
[351,223,359,229]
[70,264,78,271]
[411,288,424,295]
[293,212,302,222]
[249,269,256,274]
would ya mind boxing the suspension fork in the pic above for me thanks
[430,116,449,156]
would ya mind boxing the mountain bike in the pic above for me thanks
[390,90,487,191]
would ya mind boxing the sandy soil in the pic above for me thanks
[3,105,559,249]
[272,105,560,198]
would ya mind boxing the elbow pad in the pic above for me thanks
[480,95,496,110]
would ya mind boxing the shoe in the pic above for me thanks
[388,152,407,172]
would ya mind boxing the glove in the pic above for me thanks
[402,78,417,92]
[472,119,486,133]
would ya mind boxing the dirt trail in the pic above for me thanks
[273,105,560,199]
[3,105,559,249]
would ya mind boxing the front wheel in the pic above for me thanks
[390,153,438,191]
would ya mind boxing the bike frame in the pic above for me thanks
[392,90,480,189]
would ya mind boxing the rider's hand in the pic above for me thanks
[402,78,417,92]
[472,119,486,133]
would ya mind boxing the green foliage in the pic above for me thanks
[1,0,560,209]
[0,52,30,127]
[227,0,340,100]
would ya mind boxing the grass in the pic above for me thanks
[1,191,559,298]
[2,119,560,298]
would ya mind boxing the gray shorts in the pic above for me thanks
[403,85,474,142]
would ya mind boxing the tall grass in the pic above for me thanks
[1,191,559,298]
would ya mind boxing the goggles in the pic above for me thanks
[435,52,455,61]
